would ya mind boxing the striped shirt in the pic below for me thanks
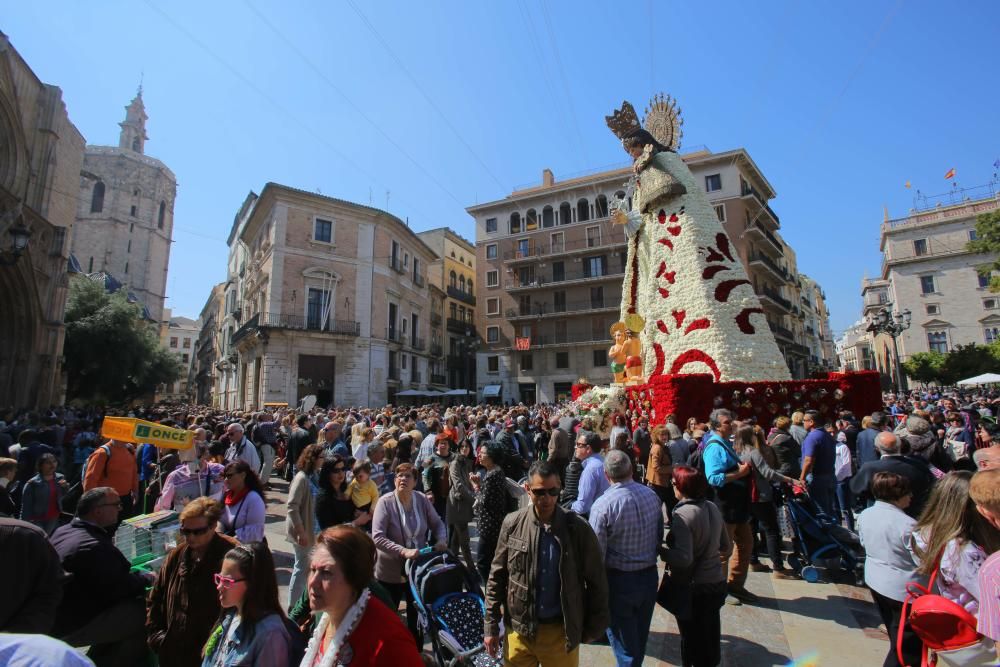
[589,480,663,571]
[978,550,1000,641]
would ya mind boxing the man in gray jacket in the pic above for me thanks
[485,460,609,665]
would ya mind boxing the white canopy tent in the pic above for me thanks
[957,373,1000,386]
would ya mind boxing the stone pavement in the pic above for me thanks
[262,477,890,667]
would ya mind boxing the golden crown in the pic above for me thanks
[605,101,641,140]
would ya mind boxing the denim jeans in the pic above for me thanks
[834,478,855,531]
[605,567,658,667]
[288,542,312,610]
[807,473,837,517]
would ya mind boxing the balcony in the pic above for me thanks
[430,342,443,357]
[507,299,619,320]
[741,184,780,227]
[430,311,442,326]
[387,367,400,382]
[502,232,627,263]
[231,312,361,345]
[880,236,977,277]
[748,252,788,282]
[447,286,477,306]
[430,373,447,385]
[386,328,402,343]
[769,321,794,341]
[410,337,426,351]
[759,286,792,312]
[742,220,783,255]
[505,265,626,291]
[389,256,405,274]
[528,331,613,348]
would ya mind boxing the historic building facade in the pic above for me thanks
[469,148,828,403]
[156,310,200,401]
[194,282,224,405]
[215,184,438,410]
[0,32,86,409]
[417,227,477,394]
[72,90,176,322]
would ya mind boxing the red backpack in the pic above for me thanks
[898,555,983,667]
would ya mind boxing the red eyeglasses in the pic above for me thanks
[214,573,247,589]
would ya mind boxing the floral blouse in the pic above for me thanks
[909,532,987,615]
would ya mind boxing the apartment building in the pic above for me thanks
[836,320,875,372]
[157,310,200,401]
[879,186,1000,360]
[194,282,224,405]
[215,184,437,410]
[799,273,837,371]
[469,148,818,404]
[417,227,477,393]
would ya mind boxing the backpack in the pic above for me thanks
[899,555,986,667]
[83,444,113,480]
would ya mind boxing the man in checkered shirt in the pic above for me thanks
[589,449,664,667]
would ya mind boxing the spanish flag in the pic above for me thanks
[944,168,956,179]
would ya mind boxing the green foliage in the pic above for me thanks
[967,210,1000,292]
[63,279,182,403]
[902,351,947,385]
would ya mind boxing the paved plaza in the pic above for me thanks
[262,478,890,667]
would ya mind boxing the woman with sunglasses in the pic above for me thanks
[286,444,326,609]
[217,460,266,543]
[371,462,447,642]
[201,542,300,666]
[147,497,238,667]
[316,455,371,531]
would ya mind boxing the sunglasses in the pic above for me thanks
[213,573,247,589]
[529,487,561,498]
[332,466,346,473]
[180,526,212,537]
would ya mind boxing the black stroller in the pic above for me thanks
[784,486,865,584]
[407,550,503,667]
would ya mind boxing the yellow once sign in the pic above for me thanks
[101,417,194,450]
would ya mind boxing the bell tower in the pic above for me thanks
[118,86,148,154]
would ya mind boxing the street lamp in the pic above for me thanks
[0,204,32,266]
[866,305,912,394]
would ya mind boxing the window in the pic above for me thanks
[590,286,604,308]
[487,356,499,373]
[920,275,935,294]
[127,239,131,253]
[593,349,607,367]
[486,243,498,259]
[927,331,948,353]
[182,353,189,363]
[518,294,531,316]
[487,270,498,287]
[486,326,500,343]
[413,258,420,283]
[467,279,473,295]
[584,255,607,277]
[509,212,522,234]
[586,226,601,248]
[542,206,554,228]
[969,229,978,241]
[130,205,137,217]
[520,354,533,371]
[459,275,466,292]
[486,217,497,233]
[576,198,590,222]
[457,306,465,323]
[170,337,178,348]
[986,327,1000,344]
[307,288,331,329]
[158,201,166,229]
[714,204,726,222]
[913,239,927,256]
[925,304,940,315]
[314,218,332,243]
[391,240,400,269]
[553,381,573,402]
[554,291,566,312]
[183,338,191,348]
[985,299,998,310]
[705,174,722,192]
[595,195,609,218]
[129,223,134,233]
[517,266,535,286]
[449,271,457,289]
[517,238,530,257]
[559,202,572,225]
[487,297,500,315]
[403,253,410,268]
[88,257,94,272]
[555,352,569,369]
[979,273,991,289]
[124,261,129,274]
[402,354,407,370]
[552,261,565,282]
[550,232,564,253]
[526,209,538,231]
[449,302,457,320]
[90,182,105,213]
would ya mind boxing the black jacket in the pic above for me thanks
[769,430,801,479]
[50,518,148,635]
[850,455,936,518]
[0,517,64,633]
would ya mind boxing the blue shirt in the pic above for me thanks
[702,434,741,488]
[571,454,609,515]
[856,427,881,467]
[535,522,562,619]
[589,480,663,571]
[802,429,836,476]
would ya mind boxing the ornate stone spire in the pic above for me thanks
[118,86,148,154]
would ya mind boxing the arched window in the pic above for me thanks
[449,270,457,289]
[559,202,572,225]
[525,208,538,230]
[90,182,105,213]
[509,212,521,234]
[576,198,590,222]
[467,279,473,296]
[595,194,609,218]
[459,275,466,292]
[542,205,554,228]
[158,201,166,229]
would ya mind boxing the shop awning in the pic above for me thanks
[482,384,502,397]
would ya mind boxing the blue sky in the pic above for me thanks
[5,1,999,334]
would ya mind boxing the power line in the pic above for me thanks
[243,0,466,209]
[341,0,510,194]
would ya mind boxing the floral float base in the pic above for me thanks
[622,370,881,428]
[573,385,627,438]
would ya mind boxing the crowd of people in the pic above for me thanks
[0,387,997,666]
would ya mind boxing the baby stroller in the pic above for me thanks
[785,486,865,584]
[407,550,503,667]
